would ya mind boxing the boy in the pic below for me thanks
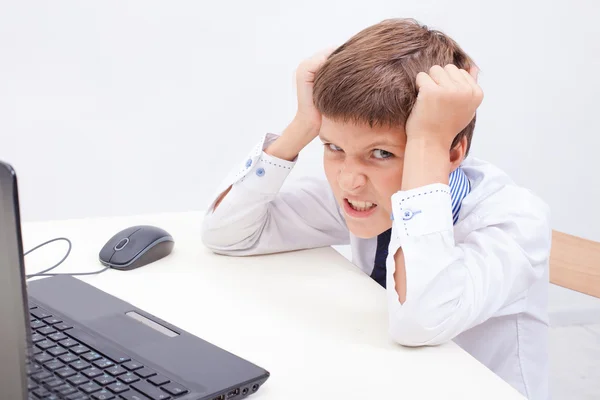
[201,18,551,400]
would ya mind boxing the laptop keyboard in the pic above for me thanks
[26,303,190,400]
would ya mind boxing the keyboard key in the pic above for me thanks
[118,372,140,384]
[54,323,73,331]
[107,381,129,394]
[26,363,42,374]
[94,374,116,386]
[66,328,131,364]
[82,352,102,362]
[59,354,80,364]
[31,333,45,343]
[43,316,63,325]
[37,340,55,350]
[105,365,127,377]
[132,381,171,400]
[160,382,188,397]
[31,370,53,383]
[49,332,69,342]
[71,360,92,371]
[44,379,65,389]
[30,347,43,355]
[56,367,78,379]
[147,375,169,386]
[31,308,52,319]
[28,378,38,391]
[96,347,130,364]
[80,382,103,394]
[71,345,90,355]
[60,338,79,348]
[30,320,47,330]
[34,353,54,364]
[32,387,50,398]
[46,395,61,400]
[93,359,114,369]
[44,360,65,371]
[134,368,156,379]
[123,361,143,371]
[120,390,151,400]
[91,390,116,400]
[67,374,89,386]
[55,384,77,396]
[48,346,69,357]
[38,326,57,336]
[82,367,104,379]
[66,393,89,400]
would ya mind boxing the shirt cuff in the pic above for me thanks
[207,133,297,209]
[234,133,296,193]
[386,183,457,304]
[390,183,454,240]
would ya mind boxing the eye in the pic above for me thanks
[373,149,393,159]
[325,143,343,152]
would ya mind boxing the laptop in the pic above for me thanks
[0,160,270,400]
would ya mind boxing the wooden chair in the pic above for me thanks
[549,230,600,298]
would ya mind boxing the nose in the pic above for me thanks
[338,158,367,193]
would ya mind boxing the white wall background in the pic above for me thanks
[1,0,599,241]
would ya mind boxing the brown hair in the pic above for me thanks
[313,18,477,153]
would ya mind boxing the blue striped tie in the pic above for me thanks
[370,168,470,288]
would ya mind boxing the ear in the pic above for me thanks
[449,135,468,172]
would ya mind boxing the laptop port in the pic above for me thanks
[227,388,240,398]
[242,388,249,395]
[252,384,259,392]
[213,395,225,400]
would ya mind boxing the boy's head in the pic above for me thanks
[313,18,477,238]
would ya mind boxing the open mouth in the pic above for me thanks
[343,198,378,218]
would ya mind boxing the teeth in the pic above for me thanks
[347,199,376,211]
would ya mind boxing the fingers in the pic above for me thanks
[303,47,336,73]
[415,71,437,91]
[420,64,482,96]
[469,64,480,81]
[444,64,469,86]
[459,69,484,100]
[428,65,454,87]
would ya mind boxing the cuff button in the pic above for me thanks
[245,159,252,168]
[256,167,265,177]
[402,210,421,221]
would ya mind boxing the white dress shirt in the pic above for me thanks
[201,133,552,400]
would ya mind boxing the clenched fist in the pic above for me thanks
[405,64,483,148]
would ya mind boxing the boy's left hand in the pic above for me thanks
[405,64,483,148]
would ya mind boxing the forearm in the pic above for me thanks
[264,117,319,161]
[394,138,451,302]
[401,137,451,190]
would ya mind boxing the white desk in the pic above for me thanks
[22,211,525,399]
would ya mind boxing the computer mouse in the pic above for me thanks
[99,225,174,271]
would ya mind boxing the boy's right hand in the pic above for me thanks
[265,48,334,161]
[295,48,334,128]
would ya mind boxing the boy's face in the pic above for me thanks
[320,117,407,238]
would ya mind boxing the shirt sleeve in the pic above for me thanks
[201,133,350,255]
[384,183,552,346]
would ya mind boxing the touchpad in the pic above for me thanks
[88,312,177,349]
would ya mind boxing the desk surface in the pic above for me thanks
[22,211,524,399]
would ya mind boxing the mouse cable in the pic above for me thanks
[24,237,110,280]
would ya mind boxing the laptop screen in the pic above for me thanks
[0,162,30,400]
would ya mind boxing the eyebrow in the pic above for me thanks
[319,134,403,148]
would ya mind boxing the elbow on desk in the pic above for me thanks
[388,300,463,347]
[200,219,260,256]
